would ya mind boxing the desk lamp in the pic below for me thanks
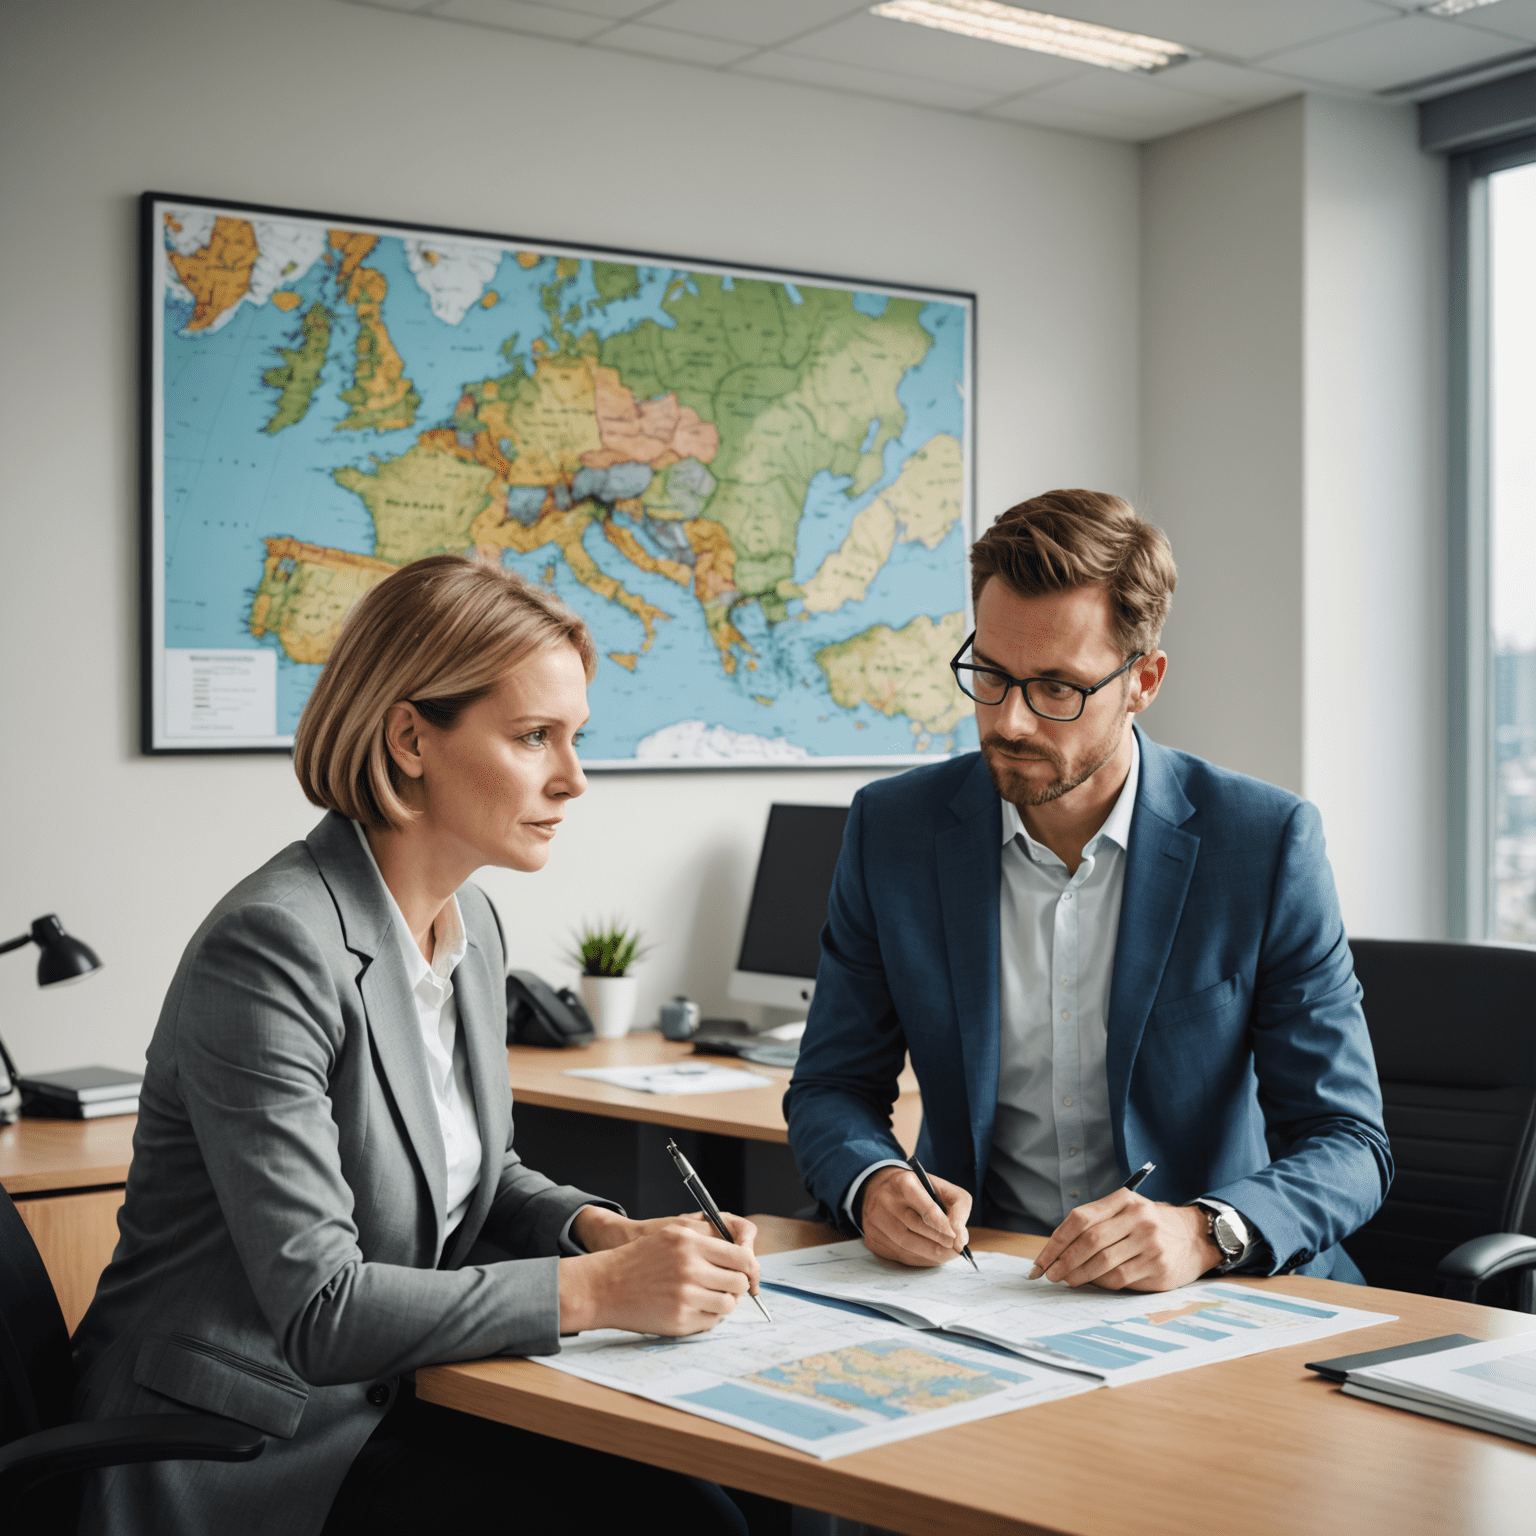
[0,914,104,1124]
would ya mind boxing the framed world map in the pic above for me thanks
[141,192,976,767]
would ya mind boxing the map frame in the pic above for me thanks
[139,190,977,765]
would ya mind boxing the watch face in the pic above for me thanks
[1213,1212,1243,1257]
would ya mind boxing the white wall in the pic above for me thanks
[0,0,1140,1073]
[1141,95,1447,938]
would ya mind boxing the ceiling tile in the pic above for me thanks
[633,0,867,48]
[1459,0,1536,45]
[1016,68,1260,133]
[731,49,1001,112]
[594,22,758,65]
[431,0,614,38]
[1154,57,1309,104]
[512,0,666,18]
[987,1,1402,63]
[344,0,447,12]
[779,12,1088,93]
[983,95,1158,141]
[1261,13,1530,89]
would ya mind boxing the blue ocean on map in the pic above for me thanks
[159,218,974,759]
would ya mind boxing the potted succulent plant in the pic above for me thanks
[569,921,646,1039]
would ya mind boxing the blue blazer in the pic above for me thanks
[784,728,1393,1283]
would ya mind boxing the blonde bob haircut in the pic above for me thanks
[293,554,597,831]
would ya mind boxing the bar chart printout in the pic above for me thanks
[757,1241,1397,1387]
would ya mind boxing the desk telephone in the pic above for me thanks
[506,970,596,1048]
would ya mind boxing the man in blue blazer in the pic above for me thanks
[785,489,1391,1290]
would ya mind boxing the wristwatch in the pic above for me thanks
[1193,1199,1254,1272]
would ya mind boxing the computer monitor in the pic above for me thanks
[728,803,850,1017]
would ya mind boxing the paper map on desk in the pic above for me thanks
[538,1287,1096,1458]
[759,1241,1396,1387]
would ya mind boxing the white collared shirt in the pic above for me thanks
[352,822,483,1237]
[985,731,1139,1231]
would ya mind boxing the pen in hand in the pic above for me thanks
[907,1156,979,1272]
[665,1139,772,1322]
[1121,1161,1156,1193]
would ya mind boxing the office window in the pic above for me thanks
[1491,158,1536,941]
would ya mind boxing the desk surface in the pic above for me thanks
[417,1218,1536,1536]
[1,1034,923,1192]
[507,1030,922,1148]
[0,1114,138,1194]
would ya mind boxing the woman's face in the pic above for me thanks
[410,643,590,873]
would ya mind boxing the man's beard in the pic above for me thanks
[981,721,1124,808]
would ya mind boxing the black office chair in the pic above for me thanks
[1343,938,1536,1312]
[0,1187,264,1529]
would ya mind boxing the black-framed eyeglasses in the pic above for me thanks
[949,631,1142,722]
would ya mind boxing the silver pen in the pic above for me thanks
[665,1138,773,1322]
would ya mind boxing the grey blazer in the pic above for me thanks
[71,811,610,1536]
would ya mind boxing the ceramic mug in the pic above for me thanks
[659,995,702,1040]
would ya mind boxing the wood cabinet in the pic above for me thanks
[1,1114,135,1333]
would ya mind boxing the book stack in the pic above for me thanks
[20,1065,142,1120]
[1342,1333,1536,1447]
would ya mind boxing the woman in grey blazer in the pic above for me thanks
[71,557,761,1535]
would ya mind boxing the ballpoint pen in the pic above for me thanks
[1120,1161,1156,1193]
[665,1139,773,1322]
[907,1155,979,1272]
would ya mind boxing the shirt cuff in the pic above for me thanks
[843,1160,913,1232]
[557,1205,591,1256]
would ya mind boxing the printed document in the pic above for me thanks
[538,1286,1097,1458]
[758,1240,1396,1386]
[562,1063,773,1095]
[1343,1333,1536,1446]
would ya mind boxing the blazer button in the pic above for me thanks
[366,1383,390,1407]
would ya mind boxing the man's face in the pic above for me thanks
[972,580,1154,809]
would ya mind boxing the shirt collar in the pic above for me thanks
[999,727,1141,861]
[351,820,467,988]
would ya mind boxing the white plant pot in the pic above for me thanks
[580,974,639,1039]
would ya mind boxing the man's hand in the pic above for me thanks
[1029,1191,1220,1291]
[860,1166,972,1267]
[560,1208,761,1336]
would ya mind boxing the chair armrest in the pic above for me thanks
[0,1413,264,1502]
[1435,1233,1536,1303]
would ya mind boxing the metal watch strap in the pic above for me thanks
[1196,1200,1248,1270]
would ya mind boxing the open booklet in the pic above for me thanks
[757,1240,1396,1387]
[538,1285,1098,1460]
[1342,1333,1536,1447]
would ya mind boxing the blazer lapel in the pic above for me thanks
[1105,731,1199,1167]
[442,917,510,1269]
[307,812,448,1259]
[936,755,1003,1193]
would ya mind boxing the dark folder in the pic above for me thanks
[1305,1333,1481,1383]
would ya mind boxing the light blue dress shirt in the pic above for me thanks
[846,734,1140,1234]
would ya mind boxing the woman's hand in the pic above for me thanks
[558,1213,762,1336]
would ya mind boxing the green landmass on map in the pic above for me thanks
[600,275,932,618]
[262,303,332,433]
[817,612,969,746]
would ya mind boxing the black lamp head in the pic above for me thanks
[29,914,103,987]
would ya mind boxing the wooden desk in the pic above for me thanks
[506,1032,921,1222]
[507,1031,923,1146]
[418,1218,1536,1536]
[0,1115,136,1331]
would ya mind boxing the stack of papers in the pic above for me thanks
[759,1240,1396,1387]
[1343,1334,1536,1446]
[563,1063,773,1095]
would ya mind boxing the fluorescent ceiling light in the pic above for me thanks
[1424,0,1505,15]
[869,0,1195,73]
